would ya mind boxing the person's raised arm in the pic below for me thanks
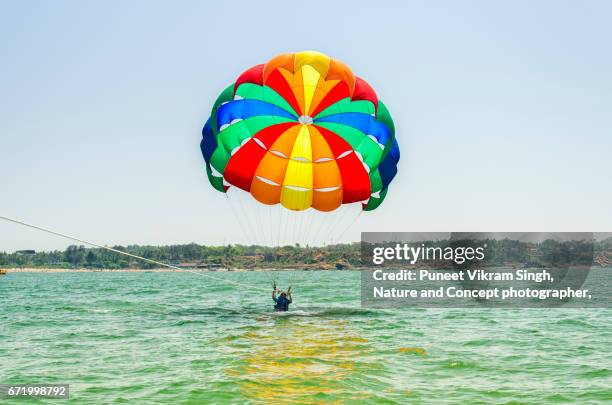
[287,292,292,304]
[272,289,277,302]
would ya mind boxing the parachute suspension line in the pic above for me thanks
[322,204,347,245]
[267,204,273,247]
[319,209,336,246]
[293,210,302,246]
[291,210,298,246]
[226,192,246,245]
[284,207,290,246]
[304,209,313,246]
[281,206,291,246]
[311,210,323,247]
[311,209,329,247]
[312,210,324,246]
[225,192,253,246]
[234,192,257,246]
[292,210,299,247]
[330,206,351,244]
[337,205,362,244]
[313,210,321,245]
[289,211,297,246]
[300,211,307,245]
[331,205,359,244]
[294,212,301,246]
[302,210,311,245]
[251,196,261,245]
[244,192,260,245]
[285,208,293,246]
[253,193,265,246]
[302,210,310,247]
[0,215,268,293]
[286,210,293,246]
[234,190,258,246]
[282,206,290,246]
[277,205,284,246]
[304,209,315,247]
[335,209,363,245]
[269,206,276,246]
[276,204,283,247]
[292,211,298,246]
[249,193,263,246]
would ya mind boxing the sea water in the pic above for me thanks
[1,271,611,404]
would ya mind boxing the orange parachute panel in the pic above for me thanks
[263,53,294,82]
[312,188,343,212]
[326,58,355,94]
[251,176,281,205]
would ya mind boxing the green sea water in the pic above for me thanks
[1,271,611,404]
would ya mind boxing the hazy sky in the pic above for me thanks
[1,0,611,251]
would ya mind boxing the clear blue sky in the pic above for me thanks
[1,0,611,251]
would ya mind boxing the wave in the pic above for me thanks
[168,305,381,318]
[270,306,384,318]
[169,307,247,317]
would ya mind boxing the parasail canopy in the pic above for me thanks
[201,51,399,212]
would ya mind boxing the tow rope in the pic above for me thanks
[0,215,268,292]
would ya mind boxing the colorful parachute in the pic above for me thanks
[201,51,399,212]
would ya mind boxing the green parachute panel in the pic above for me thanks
[314,121,383,170]
[210,84,235,137]
[235,83,299,118]
[206,164,225,192]
[217,115,294,153]
[314,98,375,120]
[363,187,388,211]
[376,101,395,136]
[209,147,230,178]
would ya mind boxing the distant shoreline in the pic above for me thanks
[5,266,608,274]
[3,267,356,273]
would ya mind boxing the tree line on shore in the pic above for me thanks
[0,243,361,269]
[1,237,610,269]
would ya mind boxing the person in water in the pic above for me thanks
[272,283,292,312]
